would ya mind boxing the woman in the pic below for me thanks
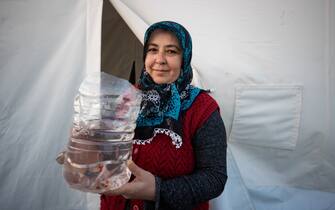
[101,21,227,210]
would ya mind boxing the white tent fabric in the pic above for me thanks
[0,0,335,210]
[111,1,335,209]
[0,0,101,209]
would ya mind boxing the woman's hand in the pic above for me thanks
[104,160,156,201]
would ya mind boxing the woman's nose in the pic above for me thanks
[155,51,167,64]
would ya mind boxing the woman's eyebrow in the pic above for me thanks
[148,43,181,51]
[147,43,158,47]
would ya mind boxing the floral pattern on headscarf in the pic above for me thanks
[134,21,201,148]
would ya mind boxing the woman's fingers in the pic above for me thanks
[102,161,138,196]
[127,160,142,177]
[102,161,155,200]
[103,184,126,196]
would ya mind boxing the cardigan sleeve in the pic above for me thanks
[152,109,227,210]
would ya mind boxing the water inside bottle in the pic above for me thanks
[63,137,133,193]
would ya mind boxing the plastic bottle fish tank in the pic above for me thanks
[57,72,141,193]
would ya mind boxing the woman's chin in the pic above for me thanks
[152,78,172,85]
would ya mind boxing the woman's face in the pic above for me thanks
[144,29,182,84]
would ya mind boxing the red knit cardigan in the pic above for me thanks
[101,92,219,210]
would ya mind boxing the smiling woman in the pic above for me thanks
[144,29,183,84]
[101,21,227,210]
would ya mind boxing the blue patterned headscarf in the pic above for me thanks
[134,21,201,148]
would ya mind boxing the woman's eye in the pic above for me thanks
[166,50,177,54]
[147,48,157,53]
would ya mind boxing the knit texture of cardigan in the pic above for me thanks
[100,92,227,210]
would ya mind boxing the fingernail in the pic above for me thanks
[127,159,133,166]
